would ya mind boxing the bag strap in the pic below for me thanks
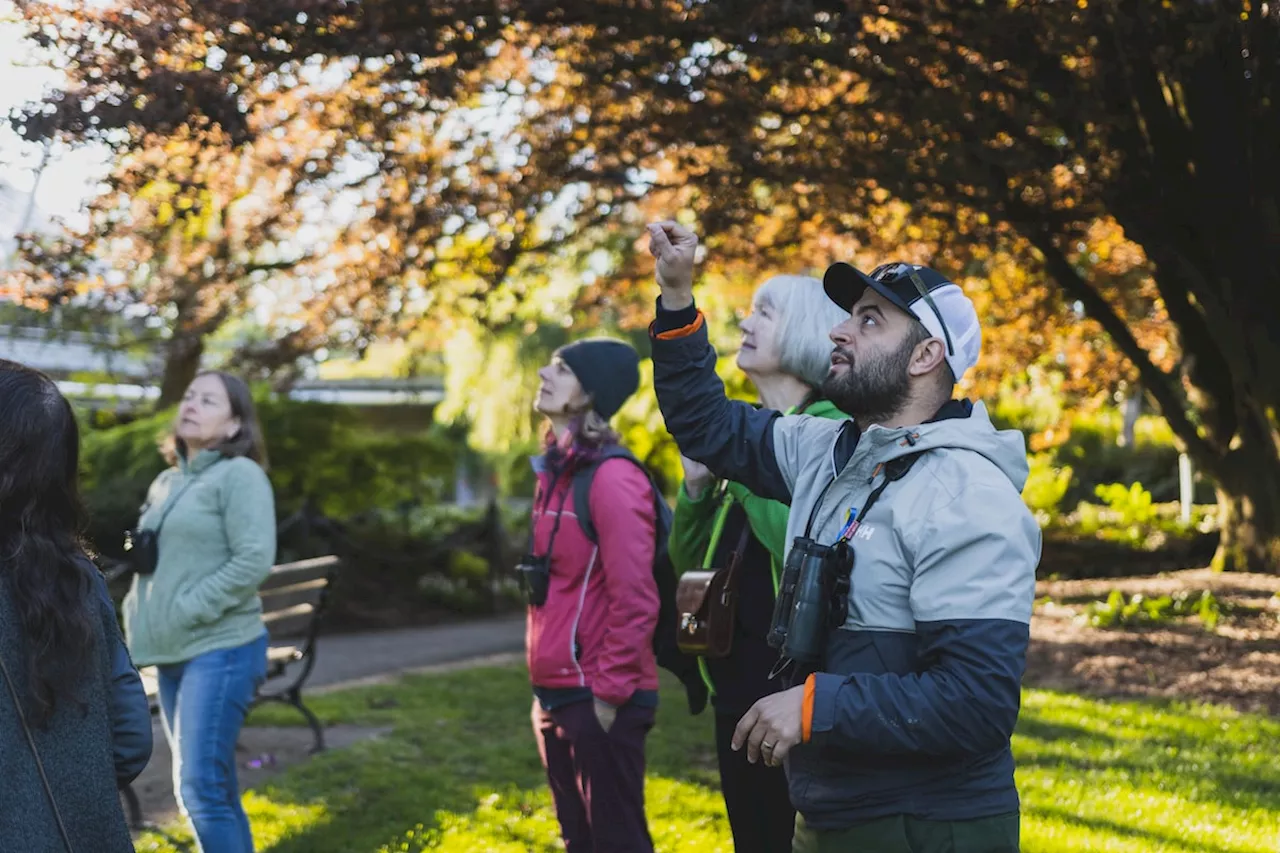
[837,452,924,543]
[572,446,646,544]
[147,466,210,536]
[700,493,735,570]
[530,481,573,561]
[717,515,753,595]
[0,650,75,853]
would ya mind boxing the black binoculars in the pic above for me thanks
[767,536,854,665]
[515,553,551,607]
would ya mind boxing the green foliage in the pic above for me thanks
[1021,453,1074,520]
[1050,409,1208,507]
[1084,589,1223,632]
[994,387,1221,567]
[1070,482,1159,548]
[435,324,564,458]
[136,664,1280,853]
[77,397,462,559]
[993,366,1067,436]
[315,500,529,619]
[1094,482,1156,525]
[447,550,491,583]
[1058,481,1216,551]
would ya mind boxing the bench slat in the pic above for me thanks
[259,556,340,593]
[268,645,300,664]
[261,577,329,601]
[260,580,328,615]
[264,602,318,639]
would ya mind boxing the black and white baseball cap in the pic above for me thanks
[823,261,982,381]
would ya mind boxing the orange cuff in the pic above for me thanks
[650,311,705,341]
[802,673,816,743]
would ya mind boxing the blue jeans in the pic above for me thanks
[158,633,268,853]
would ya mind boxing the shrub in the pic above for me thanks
[1053,411,1185,505]
[78,397,463,560]
[1084,589,1223,632]
[1021,453,1074,522]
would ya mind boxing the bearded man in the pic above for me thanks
[646,221,1039,853]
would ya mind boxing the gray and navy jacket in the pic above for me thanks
[650,300,1040,829]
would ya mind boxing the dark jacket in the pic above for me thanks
[668,398,845,715]
[651,300,1040,829]
[0,559,152,852]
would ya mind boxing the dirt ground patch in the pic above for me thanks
[1026,568,1280,716]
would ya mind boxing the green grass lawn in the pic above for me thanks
[135,666,1280,853]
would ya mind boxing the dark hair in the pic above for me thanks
[0,360,97,726]
[164,371,269,469]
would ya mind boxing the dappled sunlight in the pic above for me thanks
[382,776,730,852]
[130,667,1280,853]
[1016,692,1280,853]
[135,791,328,853]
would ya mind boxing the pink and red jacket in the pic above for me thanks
[525,450,660,707]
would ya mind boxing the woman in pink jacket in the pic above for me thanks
[523,337,659,853]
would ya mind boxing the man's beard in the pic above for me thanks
[820,336,915,423]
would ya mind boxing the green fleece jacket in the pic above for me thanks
[122,449,276,667]
[668,399,844,577]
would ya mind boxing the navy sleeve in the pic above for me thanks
[650,297,791,503]
[807,619,1029,756]
[91,568,153,786]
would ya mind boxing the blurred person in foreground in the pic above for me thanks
[0,359,151,852]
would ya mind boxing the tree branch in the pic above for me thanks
[1025,227,1221,472]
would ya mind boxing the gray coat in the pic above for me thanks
[0,562,152,852]
[652,309,1041,828]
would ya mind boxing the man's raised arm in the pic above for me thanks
[646,221,791,503]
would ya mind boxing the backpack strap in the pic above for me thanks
[572,445,642,544]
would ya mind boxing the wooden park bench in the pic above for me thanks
[121,554,341,829]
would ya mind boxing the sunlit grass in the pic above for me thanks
[135,666,1280,853]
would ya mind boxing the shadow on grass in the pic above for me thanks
[1025,805,1249,853]
[136,667,1280,853]
[1019,694,1280,795]
[245,668,723,853]
[1014,714,1119,746]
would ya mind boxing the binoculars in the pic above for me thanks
[767,536,854,666]
[515,553,551,607]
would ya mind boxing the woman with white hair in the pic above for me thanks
[668,274,847,853]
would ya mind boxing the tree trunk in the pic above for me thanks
[1213,478,1280,573]
[1206,407,1280,573]
[157,332,205,408]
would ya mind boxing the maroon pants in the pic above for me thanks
[532,698,656,853]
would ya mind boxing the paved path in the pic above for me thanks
[301,614,526,690]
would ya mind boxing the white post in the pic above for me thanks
[1120,385,1141,447]
[1179,452,1193,524]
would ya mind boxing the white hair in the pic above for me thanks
[752,274,849,388]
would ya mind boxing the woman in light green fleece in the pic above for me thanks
[123,371,276,853]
